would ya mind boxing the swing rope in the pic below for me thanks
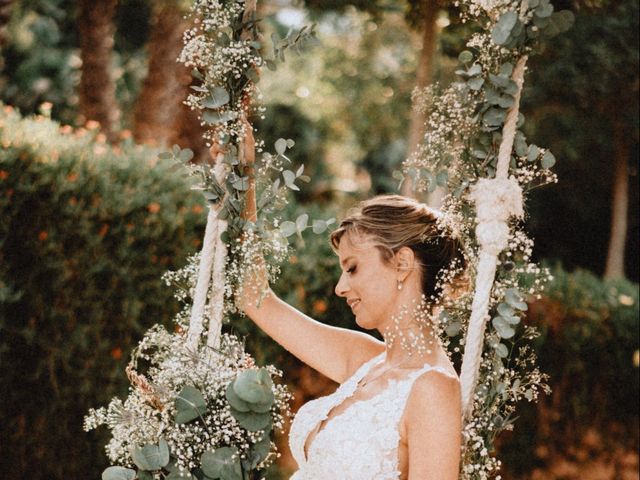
[459,55,528,419]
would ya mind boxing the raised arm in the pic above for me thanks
[235,122,383,384]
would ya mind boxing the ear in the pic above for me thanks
[395,247,415,282]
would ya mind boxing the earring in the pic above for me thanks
[397,281,403,291]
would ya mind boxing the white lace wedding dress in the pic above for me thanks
[289,352,458,479]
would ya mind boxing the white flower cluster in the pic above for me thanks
[85,330,292,475]
[405,83,480,191]
[178,0,261,146]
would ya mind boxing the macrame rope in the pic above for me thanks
[187,0,256,352]
[186,206,219,351]
[206,160,229,349]
[459,55,528,419]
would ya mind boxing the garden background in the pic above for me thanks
[0,0,638,478]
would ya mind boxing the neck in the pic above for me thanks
[380,296,439,364]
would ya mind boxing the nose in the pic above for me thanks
[335,271,349,297]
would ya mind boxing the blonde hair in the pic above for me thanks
[330,195,465,299]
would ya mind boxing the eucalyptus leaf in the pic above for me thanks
[505,288,528,310]
[296,213,309,232]
[312,220,328,234]
[201,87,230,109]
[138,472,153,480]
[541,150,556,168]
[492,316,516,339]
[102,466,136,480]
[233,368,274,404]
[275,138,288,156]
[201,447,242,480]
[483,108,506,127]
[495,343,509,358]
[282,170,297,190]
[179,148,194,162]
[499,62,514,77]
[492,11,518,45]
[231,409,272,431]
[175,385,207,424]
[497,303,514,317]
[514,134,528,156]
[458,50,473,64]
[131,439,169,471]
[202,110,237,125]
[231,176,250,191]
[280,221,297,238]
[436,170,449,187]
[296,164,305,177]
[445,322,462,337]
[534,2,554,18]
[467,63,483,77]
[527,144,540,162]
[226,382,252,412]
[467,76,484,91]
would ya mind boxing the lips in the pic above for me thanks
[347,298,361,310]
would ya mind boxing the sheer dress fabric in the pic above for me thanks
[289,352,458,480]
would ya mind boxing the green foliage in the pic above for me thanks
[524,0,639,280]
[502,266,639,475]
[175,385,208,424]
[0,105,205,479]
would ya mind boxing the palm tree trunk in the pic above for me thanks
[133,4,187,147]
[77,0,120,142]
[604,118,629,279]
[401,0,438,198]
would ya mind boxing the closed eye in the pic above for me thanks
[347,265,357,274]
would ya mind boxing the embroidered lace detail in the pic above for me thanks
[289,353,457,480]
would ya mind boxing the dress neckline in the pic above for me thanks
[302,352,457,461]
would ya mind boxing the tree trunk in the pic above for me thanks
[169,67,209,162]
[133,4,188,147]
[604,118,629,279]
[77,0,120,142]
[0,0,13,70]
[401,0,438,198]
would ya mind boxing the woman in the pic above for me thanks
[239,193,464,479]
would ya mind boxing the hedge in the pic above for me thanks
[0,105,206,479]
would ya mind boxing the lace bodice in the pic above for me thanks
[289,352,457,479]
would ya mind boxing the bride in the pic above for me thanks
[239,190,464,479]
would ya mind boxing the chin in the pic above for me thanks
[354,314,375,331]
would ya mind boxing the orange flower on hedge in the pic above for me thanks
[0,170,8,180]
[191,204,203,214]
[67,172,78,182]
[99,224,109,237]
[148,202,161,214]
[38,231,48,241]
[111,347,123,360]
[312,299,328,314]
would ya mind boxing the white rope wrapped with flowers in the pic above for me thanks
[404,0,573,476]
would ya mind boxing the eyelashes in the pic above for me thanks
[347,265,357,274]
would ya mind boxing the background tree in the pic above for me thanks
[77,0,120,142]
[524,0,639,280]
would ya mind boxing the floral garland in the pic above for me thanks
[404,0,573,478]
[85,2,326,479]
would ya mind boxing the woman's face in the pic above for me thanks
[334,234,399,331]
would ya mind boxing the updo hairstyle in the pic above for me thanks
[330,195,466,300]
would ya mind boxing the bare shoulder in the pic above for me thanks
[403,368,462,479]
[342,335,385,379]
[405,368,461,421]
